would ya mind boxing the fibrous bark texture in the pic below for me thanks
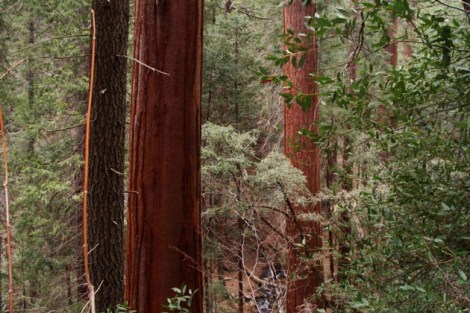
[125,1,204,312]
[88,0,129,311]
[283,1,323,312]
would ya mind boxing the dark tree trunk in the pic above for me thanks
[462,0,470,21]
[125,1,204,313]
[88,1,130,311]
[283,1,323,312]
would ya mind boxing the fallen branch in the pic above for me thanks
[0,59,26,81]
[0,0,21,14]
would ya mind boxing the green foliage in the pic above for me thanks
[263,0,470,311]
[203,0,282,130]
[1,0,89,310]
[163,285,198,313]
[104,303,135,313]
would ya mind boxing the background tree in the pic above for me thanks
[2,0,89,310]
[283,1,323,311]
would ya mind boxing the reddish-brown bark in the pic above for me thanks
[283,1,323,311]
[125,1,204,313]
[403,20,414,60]
[378,17,399,138]
[385,18,398,67]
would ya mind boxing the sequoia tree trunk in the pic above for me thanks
[283,1,323,312]
[125,1,204,312]
[88,1,129,311]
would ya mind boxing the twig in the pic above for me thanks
[29,54,90,61]
[117,55,170,76]
[82,9,96,313]
[344,12,365,73]
[433,0,469,14]
[0,0,21,14]
[11,34,89,54]
[236,6,272,20]
[0,59,26,81]
[0,106,14,313]
[47,122,85,133]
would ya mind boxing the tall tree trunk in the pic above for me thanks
[125,1,204,312]
[88,1,130,311]
[283,1,323,312]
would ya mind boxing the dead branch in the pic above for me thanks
[0,107,14,313]
[82,9,96,313]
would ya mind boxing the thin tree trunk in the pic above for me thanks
[234,27,240,127]
[88,1,130,311]
[23,285,27,312]
[283,1,323,311]
[125,1,204,312]
[27,20,35,110]
[66,266,73,305]
[379,16,398,163]
[0,236,2,311]
[337,4,357,279]
[238,217,244,313]
[323,144,336,311]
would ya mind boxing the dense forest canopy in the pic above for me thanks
[0,0,468,312]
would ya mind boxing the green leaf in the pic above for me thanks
[458,269,467,281]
